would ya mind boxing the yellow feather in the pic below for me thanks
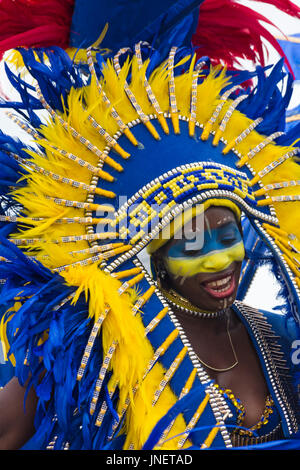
[60,263,191,449]
[6,52,300,449]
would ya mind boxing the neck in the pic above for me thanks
[159,283,234,319]
[174,302,228,326]
[172,304,240,337]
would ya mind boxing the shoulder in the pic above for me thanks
[259,307,299,344]
[234,300,300,352]
[259,307,300,370]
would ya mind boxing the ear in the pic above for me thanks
[151,251,168,288]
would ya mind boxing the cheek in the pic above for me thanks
[165,241,245,277]
[165,255,202,278]
[228,241,245,263]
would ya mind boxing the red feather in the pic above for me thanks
[0,0,74,58]
[193,0,300,76]
[0,0,298,79]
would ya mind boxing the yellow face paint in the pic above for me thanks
[164,219,245,278]
[147,199,241,255]
[165,240,245,277]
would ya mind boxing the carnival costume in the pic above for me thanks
[0,0,300,451]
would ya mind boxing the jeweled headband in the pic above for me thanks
[1,44,299,310]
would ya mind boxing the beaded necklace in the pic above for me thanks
[213,383,275,437]
[159,286,223,319]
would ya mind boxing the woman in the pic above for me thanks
[0,42,300,450]
[149,203,298,446]
[0,203,297,449]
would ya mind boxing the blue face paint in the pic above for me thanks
[167,222,242,258]
[164,221,245,277]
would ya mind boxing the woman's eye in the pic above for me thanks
[181,243,201,255]
[181,238,204,255]
[221,236,237,246]
[182,248,201,256]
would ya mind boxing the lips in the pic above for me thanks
[201,271,236,299]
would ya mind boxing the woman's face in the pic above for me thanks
[159,206,245,312]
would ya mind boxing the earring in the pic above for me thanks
[159,265,167,280]
[154,258,167,288]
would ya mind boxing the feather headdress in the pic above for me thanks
[0,0,299,76]
[0,41,299,449]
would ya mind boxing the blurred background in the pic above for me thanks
[0,0,299,314]
[241,1,300,311]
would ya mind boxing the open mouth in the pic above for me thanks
[202,272,236,299]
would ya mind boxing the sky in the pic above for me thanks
[240,1,300,311]
[0,1,299,312]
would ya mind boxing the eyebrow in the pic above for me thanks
[216,217,236,226]
[183,219,237,238]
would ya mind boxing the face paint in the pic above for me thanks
[164,221,245,278]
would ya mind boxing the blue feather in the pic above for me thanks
[237,59,293,135]
[278,121,300,147]
[70,0,203,54]
[142,384,209,450]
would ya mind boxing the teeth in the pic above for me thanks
[206,275,232,289]
[215,286,229,292]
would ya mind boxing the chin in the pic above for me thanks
[177,263,241,312]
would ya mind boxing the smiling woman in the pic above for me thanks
[156,206,244,311]
[149,204,279,443]
[0,40,300,450]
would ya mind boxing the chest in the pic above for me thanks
[177,305,298,434]
[142,300,299,448]
[186,320,269,427]
[213,329,269,428]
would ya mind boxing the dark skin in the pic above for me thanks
[153,207,269,428]
[0,377,38,449]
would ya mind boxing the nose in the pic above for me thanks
[201,252,231,272]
